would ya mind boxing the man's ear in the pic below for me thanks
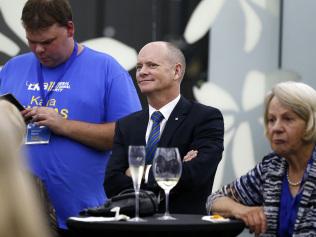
[66,21,75,38]
[174,63,182,81]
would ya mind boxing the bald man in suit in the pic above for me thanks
[104,41,224,214]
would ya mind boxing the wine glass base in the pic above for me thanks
[128,217,147,222]
[157,215,177,220]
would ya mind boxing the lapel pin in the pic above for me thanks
[175,117,179,120]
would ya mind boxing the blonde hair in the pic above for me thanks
[0,100,51,237]
[264,81,316,143]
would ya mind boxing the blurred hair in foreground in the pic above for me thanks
[0,100,51,237]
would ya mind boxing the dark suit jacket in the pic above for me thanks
[104,96,224,214]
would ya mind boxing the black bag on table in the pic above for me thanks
[80,189,158,217]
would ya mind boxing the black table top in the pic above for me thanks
[67,214,245,237]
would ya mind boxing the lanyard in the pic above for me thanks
[36,42,78,106]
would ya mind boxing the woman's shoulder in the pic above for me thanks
[259,152,286,178]
[261,152,281,165]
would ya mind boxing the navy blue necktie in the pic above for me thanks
[146,111,164,164]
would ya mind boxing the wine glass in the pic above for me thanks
[128,145,146,222]
[152,147,182,220]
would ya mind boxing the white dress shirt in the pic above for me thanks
[145,94,181,142]
[144,94,181,183]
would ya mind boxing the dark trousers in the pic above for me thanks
[58,228,74,237]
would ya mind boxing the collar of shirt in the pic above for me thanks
[146,94,181,142]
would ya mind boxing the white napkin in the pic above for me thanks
[69,215,130,222]
[69,207,130,222]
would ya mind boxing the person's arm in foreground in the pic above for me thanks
[211,196,267,236]
[207,158,270,236]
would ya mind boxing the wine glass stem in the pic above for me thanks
[165,189,170,216]
[135,190,140,219]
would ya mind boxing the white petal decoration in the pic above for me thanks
[232,122,256,176]
[0,32,20,56]
[183,0,225,44]
[239,0,262,53]
[212,128,235,191]
[223,115,236,133]
[193,82,239,111]
[242,70,266,111]
[82,38,137,71]
[250,0,267,9]
[251,0,279,16]
[0,0,28,44]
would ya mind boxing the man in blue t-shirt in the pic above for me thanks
[0,0,141,234]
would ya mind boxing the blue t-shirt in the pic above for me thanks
[0,47,141,229]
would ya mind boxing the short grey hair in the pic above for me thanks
[264,81,316,143]
[165,42,186,81]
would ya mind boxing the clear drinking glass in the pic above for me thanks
[128,145,146,222]
[152,147,182,220]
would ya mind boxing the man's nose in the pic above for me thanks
[139,65,149,75]
[35,44,45,54]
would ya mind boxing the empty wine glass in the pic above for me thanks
[153,147,182,220]
[128,145,146,222]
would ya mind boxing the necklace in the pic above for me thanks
[287,172,301,186]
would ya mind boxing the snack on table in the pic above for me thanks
[201,214,230,223]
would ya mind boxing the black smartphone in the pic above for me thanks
[0,93,25,111]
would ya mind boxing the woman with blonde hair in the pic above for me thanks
[0,100,51,237]
[207,81,316,236]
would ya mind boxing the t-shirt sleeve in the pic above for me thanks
[104,69,141,122]
[0,63,7,93]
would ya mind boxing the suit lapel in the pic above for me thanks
[159,97,191,146]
